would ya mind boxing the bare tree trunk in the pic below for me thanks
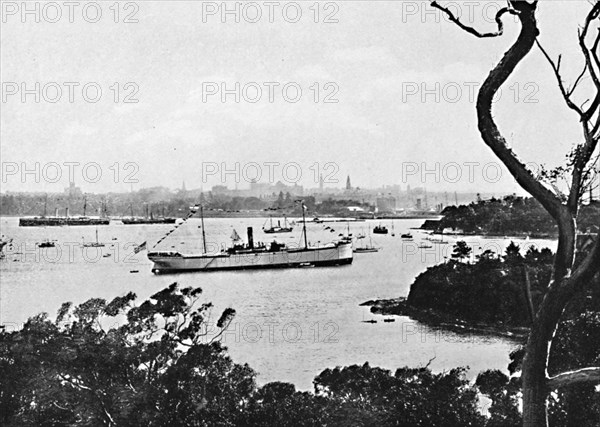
[430,1,600,425]
[522,212,576,427]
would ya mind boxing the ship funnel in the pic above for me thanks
[247,227,254,249]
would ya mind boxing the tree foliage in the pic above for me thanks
[0,284,490,427]
[408,243,555,326]
[439,197,599,236]
[0,283,251,426]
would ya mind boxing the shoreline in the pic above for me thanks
[360,297,529,341]
[413,228,558,240]
[430,231,556,239]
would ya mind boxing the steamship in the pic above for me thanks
[121,204,177,225]
[148,205,353,274]
[19,198,110,227]
[262,215,293,234]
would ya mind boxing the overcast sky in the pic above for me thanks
[1,1,596,195]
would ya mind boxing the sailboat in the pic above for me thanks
[391,220,395,237]
[353,231,380,253]
[83,227,105,248]
[430,229,448,244]
[231,229,242,242]
[148,203,353,273]
[262,215,293,233]
[339,222,353,243]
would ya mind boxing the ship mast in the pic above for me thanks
[301,201,308,249]
[83,196,87,217]
[200,205,207,254]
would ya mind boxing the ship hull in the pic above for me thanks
[19,217,110,227]
[121,218,177,225]
[263,228,293,234]
[149,243,353,274]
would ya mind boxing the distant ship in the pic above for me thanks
[354,233,380,253]
[353,246,379,253]
[263,216,293,234]
[19,216,110,227]
[121,204,177,225]
[148,204,353,274]
[37,239,56,248]
[82,228,105,248]
[19,197,110,227]
[373,225,388,235]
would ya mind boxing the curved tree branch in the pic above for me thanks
[579,3,600,123]
[474,2,568,221]
[431,1,518,38]
[535,40,585,117]
[547,367,600,389]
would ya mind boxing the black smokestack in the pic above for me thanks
[247,227,254,249]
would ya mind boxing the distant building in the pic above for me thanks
[64,182,82,197]
[249,179,270,197]
[346,175,352,190]
[376,196,397,213]
[211,185,229,195]
[346,206,366,212]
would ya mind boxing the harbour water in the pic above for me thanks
[0,216,557,390]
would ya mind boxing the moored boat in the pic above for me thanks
[353,247,379,253]
[37,239,56,248]
[373,225,388,234]
[19,198,110,227]
[122,217,177,225]
[262,216,293,234]
[121,204,177,225]
[353,231,380,253]
[82,228,105,248]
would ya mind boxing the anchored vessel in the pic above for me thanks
[353,232,380,253]
[262,216,293,234]
[19,197,110,227]
[82,228,105,248]
[37,239,56,248]
[19,216,110,227]
[148,205,353,274]
[373,224,388,235]
[121,204,177,225]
